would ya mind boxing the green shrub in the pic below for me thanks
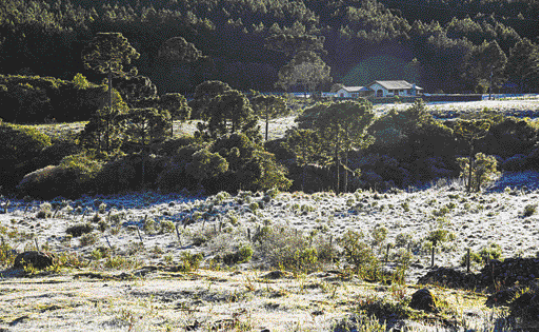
[66,223,94,237]
[160,220,176,234]
[0,122,52,189]
[143,218,157,235]
[17,154,102,199]
[178,252,204,272]
[221,244,254,265]
[79,232,97,246]
[341,230,381,279]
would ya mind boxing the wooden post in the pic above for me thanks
[137,227,144,246]
[175,224,183,247]
[219,222,223,233]
[105,235,113,250]
[52,206,61,218]
[329,235,333,247]
[247,228,251,242]
[431,246,435,268]
[466,248,471,273]
[385,244,390,264]
[35,238,40,252]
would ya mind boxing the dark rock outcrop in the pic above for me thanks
[13,251,54,270]
[409,288,438,313]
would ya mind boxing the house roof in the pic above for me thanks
[368,80,423,90]
[339,86,371,93]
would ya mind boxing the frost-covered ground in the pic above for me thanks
[1,172,538,331]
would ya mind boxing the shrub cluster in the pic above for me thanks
[0,74,107,123]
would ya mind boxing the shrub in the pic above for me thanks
[79,233,97,246]
[341,230,381,279]
[457,153,500,192]
[160,220,176,234]
[66,223,94,237]
[0,122,52,189]
[221,244,254,265]
[17,154,102,199]
[523,204,537,217]
[143,218,157,235]
[178,252,204,272]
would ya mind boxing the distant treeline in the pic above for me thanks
[1,0,538,94]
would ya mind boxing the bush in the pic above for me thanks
[0,122,52,189]
[17,154,102,199]
[178,252,204,272]
[523,204,537,217]
[66,223,94,237]
[341,230,381,279]
[221,244,254,265]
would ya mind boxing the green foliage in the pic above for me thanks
[221,244,254,265]
[341,230,381,280]
[0,75,106,123]
[251,94,289,141]
[81,32,140,76]
[185,149,229,183]
[178,252,204,272]
[276,51,332,95]
[457,153,500,192]
[17,154,102,199]
[315,100,376,193]
[66,223,94,238]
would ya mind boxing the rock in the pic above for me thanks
[409,288,438,313]
[261,270,291,279]
[13,251,54,270]
[417,267,477,289]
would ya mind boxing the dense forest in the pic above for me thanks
[1,0,539,94]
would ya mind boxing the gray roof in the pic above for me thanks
[368,80,423,90]
[340,86,371,93]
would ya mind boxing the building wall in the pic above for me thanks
[368,83,389,97]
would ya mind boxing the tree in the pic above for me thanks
[197,90,261,142]
[159,93,190,137]
[122,107,169,187]
[276,51,332,97]
[157,36,202,93]
[251,94,289,141]
[284,128,321,191]
[158,37,201,62]
[454,119,491,193]
[185,149,229,186]
[82,32,140,113]
[81,32,140,156]
[190,80,232,119]
[464,40,507,96]
[506,38,539,92]
[457,153,499,192]
[315,100,376,194]
[265,34,326,57]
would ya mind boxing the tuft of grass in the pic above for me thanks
[66,223,94,237]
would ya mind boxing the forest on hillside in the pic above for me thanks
[1,0,539,94]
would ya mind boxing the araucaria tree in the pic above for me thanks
[251,94,289,141]
[81,32,140,155]
[454,119,491,192]
[315,100,376,194]
[122,107,169,187]
[197,90,261,142]
[276,51,331,97]
[159,93,190,136]
[284,128,321,191]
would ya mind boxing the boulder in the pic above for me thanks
[13,251,54,270]
[409,288,438,313]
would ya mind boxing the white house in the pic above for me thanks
[335,80,423,98]
[367,80,423,97]
[335,86,372,98]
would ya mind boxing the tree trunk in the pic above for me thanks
[335,132,340,195]
[467,139,474,193]
[302,140,306,192]
[141,122,146,189]
[265,113,269,141]
[344,144,349,193]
